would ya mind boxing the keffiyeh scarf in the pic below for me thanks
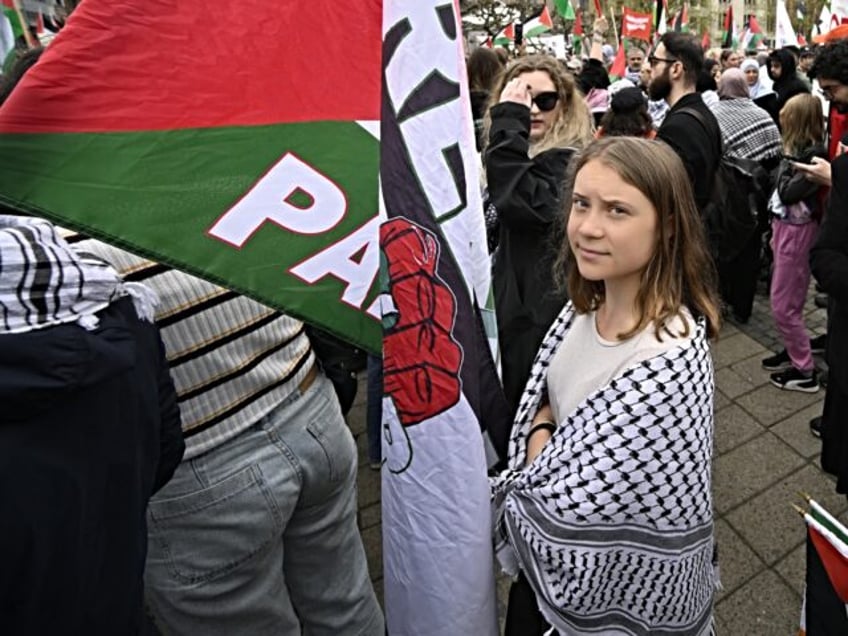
[491,305,716,635]
[0,215,157,334]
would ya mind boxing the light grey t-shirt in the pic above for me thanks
[548,309,694,425]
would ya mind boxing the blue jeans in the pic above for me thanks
[144,372,384,635]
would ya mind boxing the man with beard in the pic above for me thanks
[650,32,721,214]
[794,39,848,500]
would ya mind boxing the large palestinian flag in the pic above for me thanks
[0,0,384,350]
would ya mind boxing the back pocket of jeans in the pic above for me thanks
[147,464,281,585]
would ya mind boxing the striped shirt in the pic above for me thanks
[68,233,314,460]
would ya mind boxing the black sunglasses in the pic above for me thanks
[531,91,559,112]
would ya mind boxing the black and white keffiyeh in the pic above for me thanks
[0,215,157,334]
[491,304,716,636]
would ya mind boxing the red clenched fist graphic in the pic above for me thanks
[380,218,462,427]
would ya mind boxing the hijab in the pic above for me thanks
[718,68,751,100]
[740,58,766,99]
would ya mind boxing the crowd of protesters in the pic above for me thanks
[471,23,848,635]
[1,7,848,636]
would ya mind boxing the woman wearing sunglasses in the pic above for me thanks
[482,55,593,445]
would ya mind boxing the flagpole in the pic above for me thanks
[610,6,618,46]
[11,0,35,48]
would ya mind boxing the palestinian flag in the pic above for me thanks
[722,6,736,48]
[741,14,764,51]
[655,0,668,37]
[802,501,848,635]
[554,0,576,21]
[701,29,710,49]
[494,22,514,46]
[572,10,584,55]
[672,4,689,31]
[0,0,384,350]
[522,5,554,38]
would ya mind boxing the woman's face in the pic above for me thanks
[516,70,560,142]
[744,66,759,86]
[567,160,658,288]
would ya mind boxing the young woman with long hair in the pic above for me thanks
[493,137,721,635]
[482,54,593,423]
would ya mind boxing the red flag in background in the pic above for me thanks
[35,10,43,34]
[609,40,626,78]
[622,7,652,41]
[701,29,710,49]
[593,0,602,18]
[574,10,584,35]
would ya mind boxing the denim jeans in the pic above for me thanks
[144,372,384,635]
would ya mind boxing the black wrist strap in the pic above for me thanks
[528,421,556,437]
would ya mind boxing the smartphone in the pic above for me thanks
[515,23,523,47]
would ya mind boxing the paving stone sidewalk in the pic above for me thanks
[350,283,837,635]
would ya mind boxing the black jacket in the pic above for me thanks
[776,144,827,212]
[767,49,811,115]
[0,297,184,634]
[657,92,722,213]
[485,102,571,415]
[811,154,848,493]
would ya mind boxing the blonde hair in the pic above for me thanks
[555,138,721,340]
[780,94,825,154]
[482,55,594,157]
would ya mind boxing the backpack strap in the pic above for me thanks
[677,105,725,156]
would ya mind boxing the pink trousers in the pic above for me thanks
[770,220,819,373]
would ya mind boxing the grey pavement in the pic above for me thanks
[350,282,836,635]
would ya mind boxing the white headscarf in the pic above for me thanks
[740,58,770,99]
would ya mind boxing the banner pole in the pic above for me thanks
[610,6,618,45]
[11,0,36,48]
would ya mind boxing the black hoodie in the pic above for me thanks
[0,297,183,634]
[767,48,811,115]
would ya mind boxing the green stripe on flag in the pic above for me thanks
[0,121,383,350]
[3,8,22,39]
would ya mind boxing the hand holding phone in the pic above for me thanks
[791,156,832,186]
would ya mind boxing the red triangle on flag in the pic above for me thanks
[36,10,44,35]
[810,526,848,604]
[574,11,583,35]
[609,41,627,78]
[540,5,554,28]
[749,15,762,33]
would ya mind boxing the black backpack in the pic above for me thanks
[679,107,772,264]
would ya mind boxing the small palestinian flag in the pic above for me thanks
[802,500,848,635]
[741,14,764,51]
[522,6,554,38]
[672,4,689,32]
[494,23,515,46]
[722,6,736,48]
[0,0,384,350]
